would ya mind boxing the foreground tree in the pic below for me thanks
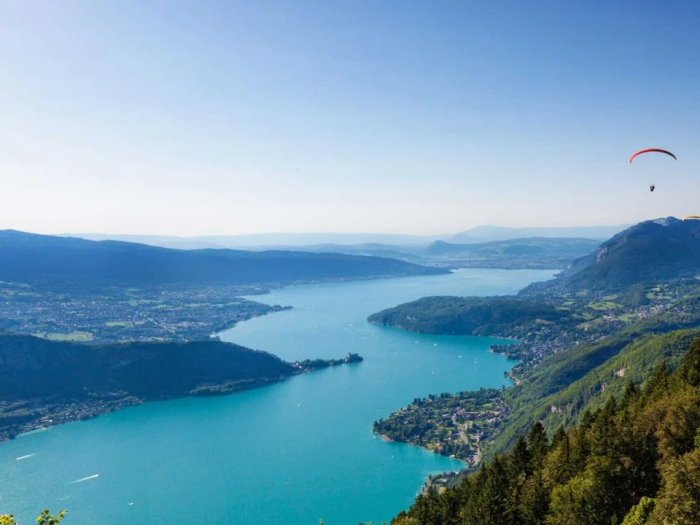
[0,510,66,525]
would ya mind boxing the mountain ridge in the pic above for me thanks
[557,217,700,290]
[60,224,628,249]
[0,230,446,289]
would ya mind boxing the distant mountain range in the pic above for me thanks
[426,237,600,258]
[0,230,446,289]
[449,224,628,244]
[55,233,609,271]
[67,232,438,249]
[7,217,683,292]
[65,224,628,250]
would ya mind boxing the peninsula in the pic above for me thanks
[0,332,362,441]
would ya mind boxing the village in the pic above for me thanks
[0,280,288,343]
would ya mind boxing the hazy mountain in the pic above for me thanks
[67,225,628,251]
[450,224,628,243]
[426,237,600,256]
[0,230,447,289]
[68,232,438,248]
[64,233,228,250]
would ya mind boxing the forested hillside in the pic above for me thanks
[495,323,700,455]
[0,230,445,289]
[368,297,572,337]
[559,217,700,290]
[393,339,700,525]
[0,333,294,401]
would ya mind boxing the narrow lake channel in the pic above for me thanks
[1,269,555,525]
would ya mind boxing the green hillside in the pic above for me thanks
[392,339,700,525]
[368,296,572,337]
[559,217,700,290]
[495,327,700,456]
[0,333,294,401]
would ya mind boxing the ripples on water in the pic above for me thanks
[0,269,555,525]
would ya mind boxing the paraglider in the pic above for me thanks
[681,216,700,238]
[629,149,677,163]
[630,148,676,192]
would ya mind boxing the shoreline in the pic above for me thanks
[1,356,362,444]
[370,330,520,474]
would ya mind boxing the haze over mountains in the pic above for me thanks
[0,230,445,289]
[67,224,628,250]
[5,219,694,292]
[59,226,626,272]
[67,232,438,249]
[448,224,629,244]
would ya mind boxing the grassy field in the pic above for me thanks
[34,332,94,342]
[586,301,622,311]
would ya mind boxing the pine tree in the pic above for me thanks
[589,396,619,458]
[461,456,511,525]
[509,435,531,478]
[550,425,567,448]
[526,422,548,472]
[620,497,655,525]
[678,338,700,387]
[621,379,640,406]
[643,361,670,402]
[519,471,550,525]
[545,430,575,486]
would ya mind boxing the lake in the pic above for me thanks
[0,269,555,525]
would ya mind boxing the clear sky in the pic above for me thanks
[1,0,699,236]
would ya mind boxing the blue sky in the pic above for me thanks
[1,0,699,235]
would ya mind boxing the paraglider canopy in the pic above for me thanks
[629,149,677,163]
[682,216,700,221]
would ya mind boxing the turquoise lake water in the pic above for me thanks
[0,269,555,525]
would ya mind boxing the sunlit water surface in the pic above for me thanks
[0,269,555,525]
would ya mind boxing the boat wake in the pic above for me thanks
[16,454,36,461]
[70,474,99,484]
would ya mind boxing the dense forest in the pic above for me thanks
[392,338,700,525]
[494,317,700,455]
[0,333,295,401]
[368,296,572,337]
